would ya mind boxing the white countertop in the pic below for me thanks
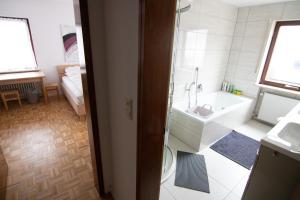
[261,103,300,161]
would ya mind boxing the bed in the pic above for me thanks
[57,64,86,119]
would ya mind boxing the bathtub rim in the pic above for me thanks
[172,92,254,123]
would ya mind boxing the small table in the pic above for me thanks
[0,71,46,103]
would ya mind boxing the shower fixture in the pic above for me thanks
[176,0,193,13]
[176,4,191,13]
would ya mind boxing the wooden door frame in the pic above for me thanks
[76,0,177,199]
[137,0,177,199]
[76,0,107,197]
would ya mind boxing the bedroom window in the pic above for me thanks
[0,17,37,73]
[259,20,300,92]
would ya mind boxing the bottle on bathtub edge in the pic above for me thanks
[221,81,232,92]
[222,81,239,94]
[221,81,228,92]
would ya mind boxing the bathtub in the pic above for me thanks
[170,91,255,151]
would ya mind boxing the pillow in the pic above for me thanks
[65,66,80,77]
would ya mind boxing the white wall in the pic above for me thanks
[103,0,138,200]
[0,0,76,84]
[173,0,238,102]
[225,1,300,98]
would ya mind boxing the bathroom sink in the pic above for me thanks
[278,122,300,151]
[261,103,300,161]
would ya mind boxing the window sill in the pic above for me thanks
[256,83,300,96]
[0,69,40,75]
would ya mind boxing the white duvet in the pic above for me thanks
[62,75,84,104]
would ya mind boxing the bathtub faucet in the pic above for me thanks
[186,81,195,109]
[196,83,203,102]
[197,83,203,92]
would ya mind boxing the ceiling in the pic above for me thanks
[220,0,296,7]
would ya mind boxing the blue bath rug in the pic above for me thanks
[175,151,210,193]
[210,130,260,169]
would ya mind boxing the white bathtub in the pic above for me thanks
[170,91,255,151]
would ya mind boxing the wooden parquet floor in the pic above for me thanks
[0,97,101,200]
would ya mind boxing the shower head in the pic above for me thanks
[176,4,191,13]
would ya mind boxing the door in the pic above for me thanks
[137,1,177,200]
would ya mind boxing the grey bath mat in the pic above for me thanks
[210,130,260,169]
[175,151,210,193]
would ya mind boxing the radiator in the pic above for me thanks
[257,92,299,125]
[0,82,41,99]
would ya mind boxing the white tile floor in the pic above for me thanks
[160,119,272,200]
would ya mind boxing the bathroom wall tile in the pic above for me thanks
[177,30,208,50]
[241,37,265,53]
[219,3,238,21]
[244,21,268,37]
[193,51,207,69]
[227,51,239,66]
[200,74,225,93]
[247,3,284,21]
[238,52,260,67]
[224,65,237,81]
[182,5,201,19]
[266,3,285,20]
[233,22,247,37]
[224,74,235,83]
[204,51,230,69]
[232,78,250,89]
[235,68,257,81]
[185,15,236,37]
[196,15,224,35]
[230,37,243,51]
[216,19,236,36]
[207,35,233,51]
[189,0,202,14]
[212,77,225,92]
[173,84,187,101]
[198,0,237,21]
[176,30,185,50]
[177,30,196,50]
[175,50,206,69]
[237,7,249,22]
[180,12,202,30]
[199,0,223,18]
[282,1,300,19]
[174,68,194,86]
[201,67,226,82]
[233,78,259,97]
[175,50,195,68]
[179,17,200,32]
[195,32,210,50]
[174,0,237,103]
[247,84,260,97]
[177,0,298,100]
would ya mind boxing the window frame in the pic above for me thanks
[259,20,300,92]
[0,16,38,74]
